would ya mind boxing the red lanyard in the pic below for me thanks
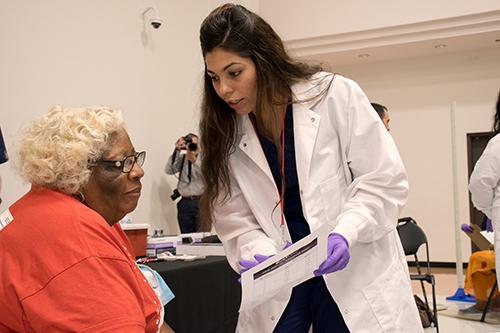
[248,101,286,229]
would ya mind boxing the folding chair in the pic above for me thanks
[397,217,439,332]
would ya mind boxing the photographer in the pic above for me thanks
[165,134,204,233]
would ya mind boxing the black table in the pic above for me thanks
[145,256,241,333]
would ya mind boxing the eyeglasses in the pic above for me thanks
[97,151,146,173]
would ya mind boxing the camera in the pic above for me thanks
[182,136,198,151]
[171,189,181,201]
[150,18,162,29]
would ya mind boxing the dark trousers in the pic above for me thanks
[273,276,350,333]
[177,198,200,233]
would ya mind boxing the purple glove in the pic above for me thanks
[486,219,493,232]
[239,254,272,273]
[314,233,350,276]
[238,254,273,283]
[238,242,292,283]
[461,223,473,234]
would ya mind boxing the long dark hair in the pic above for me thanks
[198,3,324,231]
[493,90,500,134]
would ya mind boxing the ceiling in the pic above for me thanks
[286,10,500,68]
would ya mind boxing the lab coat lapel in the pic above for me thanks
[293,104,319,196]
[236,115,276,185]
[291,80,322,197]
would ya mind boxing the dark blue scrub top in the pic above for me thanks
[250,105,310,243]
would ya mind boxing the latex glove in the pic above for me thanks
[238,254,273,283]
[461,223,473,234]
[239,254,272,274]
[238,242,292,282]
[314,233,350,276]
[486,219,493,232]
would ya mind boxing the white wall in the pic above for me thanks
[260,0,500,40]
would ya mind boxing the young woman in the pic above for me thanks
[198,4,422,332]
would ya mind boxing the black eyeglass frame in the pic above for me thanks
[97,151,146,173]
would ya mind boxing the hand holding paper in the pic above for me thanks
[238,243,292,282]
[240,254,273,274]
[239,225,327,312]
[314,233,350,276]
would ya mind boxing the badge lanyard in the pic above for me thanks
[248,99,288,248]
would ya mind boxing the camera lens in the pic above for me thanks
[182,136,197,151]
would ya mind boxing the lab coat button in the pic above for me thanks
[243,143,247,147]
[300,190,303,195]
[271,316,275,321]
[344,309,348,314]
[311,118,315,122]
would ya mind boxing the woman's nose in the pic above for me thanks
[219,79,233,95]
[129,162,145,179]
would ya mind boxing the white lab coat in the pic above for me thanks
[469,133,500,286]
[213,73,423,332]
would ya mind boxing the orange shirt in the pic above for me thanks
[0,187,162,332]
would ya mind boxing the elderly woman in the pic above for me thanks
[0,106,173,333]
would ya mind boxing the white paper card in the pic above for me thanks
[0,209,14,232]
[239,223,328,312]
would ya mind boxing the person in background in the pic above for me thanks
[165,134,204,233]
[0,106,174,333]
[0,126,8,205]
[198,4,422,332]
[460,218,499,315]
[371,102,390,131]
[469,89,500,303]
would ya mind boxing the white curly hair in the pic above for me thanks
[12,106,124,195]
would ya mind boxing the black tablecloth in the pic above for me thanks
[145,256,241,333]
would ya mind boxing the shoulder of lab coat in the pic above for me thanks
[469,133,500,217]
[301,73,408,245]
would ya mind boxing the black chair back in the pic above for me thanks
[397,217,428,256]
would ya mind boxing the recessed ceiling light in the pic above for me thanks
[358,54,370,58]
[434,44,447,49]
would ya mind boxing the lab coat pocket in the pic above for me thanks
[362,256,405,332]
[318,167,344,225]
